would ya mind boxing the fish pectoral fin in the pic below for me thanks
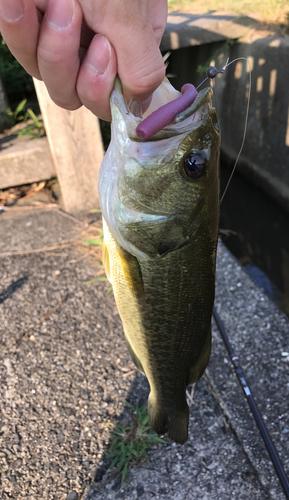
[116,244,144,299]
[148,395,189,445]
[102,239,112,283]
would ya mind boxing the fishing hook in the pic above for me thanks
[196,58,229,90]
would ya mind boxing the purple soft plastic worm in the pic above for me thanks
[135,83,198,140]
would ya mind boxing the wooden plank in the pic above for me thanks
[0,137,55,190]
[33,78,104,212]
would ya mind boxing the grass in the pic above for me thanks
[16,108,45,138]
[1,98,45,137]
[86,276,108,284]
[168,0,289,24]
[1,99,27,129]
[79,229,111,286]
[80,229,104,249]
[107,402,167,483]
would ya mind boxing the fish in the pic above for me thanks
[98,76,220,444]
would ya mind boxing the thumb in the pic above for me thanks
[102,0,167,103]
[115,31,166,103]
[79,0,167,104]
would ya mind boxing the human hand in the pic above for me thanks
[0,0,167,121]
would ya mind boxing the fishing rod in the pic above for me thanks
[212,306,289,499]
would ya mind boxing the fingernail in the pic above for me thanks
[0,0,24,22]
[45,0,75,30]
[84,35,111,76]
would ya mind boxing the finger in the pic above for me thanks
[114,0,167,102]
[77,34,117,121]
[78,0,167,104]
[35,0,48,12]
[150,0,168,46]
[0,0,42,78]
[117,36,165,105]
[37,0,83,110]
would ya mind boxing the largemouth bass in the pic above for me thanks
[98,77,220,444]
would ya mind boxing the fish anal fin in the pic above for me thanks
[116,244,144,299]
[148,394,189,445]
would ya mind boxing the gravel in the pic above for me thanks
[0,208,288,499]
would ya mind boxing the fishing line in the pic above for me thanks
[206,61,289,496]
[197,57,252,204]
[212,307,289,499]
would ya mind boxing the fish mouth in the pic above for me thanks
[112,77,213,142]
[135,83,198,140]
[127,88,213,142]
[135,85,213,141]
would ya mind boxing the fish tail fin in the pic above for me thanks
[167,411,189,445]
[148,394,189,445]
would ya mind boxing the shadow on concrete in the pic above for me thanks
[0,276,28,305]
[88,372,150,490]
[0,133,19,150]
[219,165,289,315]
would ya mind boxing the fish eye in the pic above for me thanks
[183,153,206,179]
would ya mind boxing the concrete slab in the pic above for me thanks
[214,37,289,214]
[0,137,55,190]
[161,12,289,215]
[0,209,288,499]
[161,12,272,51]
[210,242,289,499]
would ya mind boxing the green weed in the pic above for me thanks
[86,276,108,284]
[106,284,113,295]
[16,108,46,138]
[1,98,46,137]
[81,238,103,247]
[108,402,167,483]
[1,99,28,128]
[80,230,103,248]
